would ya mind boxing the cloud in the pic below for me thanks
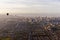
[0,0,60,14]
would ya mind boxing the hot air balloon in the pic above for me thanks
[6,13,9,16]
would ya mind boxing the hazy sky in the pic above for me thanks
[0,0,60,14]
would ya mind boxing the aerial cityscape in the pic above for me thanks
[0,15,60,40]
[0,0,60,40]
